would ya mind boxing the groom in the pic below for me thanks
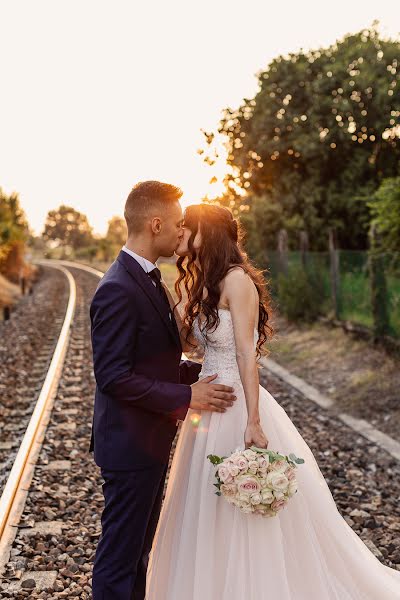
[89,181,236,600]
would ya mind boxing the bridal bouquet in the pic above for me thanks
[207,446,304,517]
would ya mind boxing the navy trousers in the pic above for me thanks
[92,463,168,600]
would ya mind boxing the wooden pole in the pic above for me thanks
[277,229,288,276]
[329,228,340,319]
[368,224,390,340]
[300,230,309,268]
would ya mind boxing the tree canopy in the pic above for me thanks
[204,24,400,254]
[0,188,29,276]
[42,205,94,249]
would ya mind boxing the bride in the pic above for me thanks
[145,204,400,599]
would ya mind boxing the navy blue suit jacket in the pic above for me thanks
[89,250,202,470]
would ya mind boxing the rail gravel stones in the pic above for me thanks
[0,264,399,598]
[0,267,69,497]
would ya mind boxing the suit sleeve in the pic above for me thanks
[179,359,202,385]
[90,280,191,422]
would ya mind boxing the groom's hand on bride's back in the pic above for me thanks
[190,374,236,412]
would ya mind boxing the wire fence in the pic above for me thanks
[263,249,400,342]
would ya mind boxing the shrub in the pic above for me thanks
[277,265,325,322]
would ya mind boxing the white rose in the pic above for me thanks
[261,489,274,504]
[266,471,289,492]
[257,455,269,471]
[250,493,262,505]
[273,491,285,500]
[247,460,259,475]
[243,449,258,461]
[227,463,240,477]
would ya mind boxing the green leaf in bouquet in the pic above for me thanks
[250,445,269,454]
[288,452,305,464]
[207,454,223,465]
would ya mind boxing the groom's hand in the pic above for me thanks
[190,374,236,413]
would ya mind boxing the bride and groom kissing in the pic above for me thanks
[89,181,400,600]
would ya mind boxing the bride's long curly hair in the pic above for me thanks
[174,204,274,358]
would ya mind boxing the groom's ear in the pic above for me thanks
[151,216,162,234]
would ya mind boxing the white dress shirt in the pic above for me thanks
[122,245,157,286]
[121,247,172,321]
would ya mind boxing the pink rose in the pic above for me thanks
[285,467,296,481]
[221,483,237,499]
[288,479,298,496]
[237,475,261,496]
[271,459,287,472]
[271,498,286,512]
[236,456,249,471]
[227,463,240,477]
[218,465,233,483]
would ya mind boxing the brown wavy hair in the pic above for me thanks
[174,204,274,358]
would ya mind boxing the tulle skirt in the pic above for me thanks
[146,378,400,599]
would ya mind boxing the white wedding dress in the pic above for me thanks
[146,308,400,599]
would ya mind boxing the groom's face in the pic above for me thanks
[156,201,184,257]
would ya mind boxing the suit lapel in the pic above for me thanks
[117,250,181,349]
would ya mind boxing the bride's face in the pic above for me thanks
[175,223,202,257]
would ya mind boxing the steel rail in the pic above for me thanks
[0,260,105,573]
[0,263,78,571]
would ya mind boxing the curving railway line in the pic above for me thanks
[0,261,102,596]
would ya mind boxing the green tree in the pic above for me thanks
[106,216,127,246]
[0,188,29,278]
[368,176,400,252]
[42,205,94,249]
[204,24,400,252]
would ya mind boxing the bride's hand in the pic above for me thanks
[244,422,269,449]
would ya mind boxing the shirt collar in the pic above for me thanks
[121,245,157,274]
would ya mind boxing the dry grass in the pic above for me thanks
[268,315,400,438]
[0,273,21,308]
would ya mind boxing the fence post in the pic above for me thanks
[277,229,288,276]
[300,230,309,268]
[329,228,340,319]
[368,224,390,341]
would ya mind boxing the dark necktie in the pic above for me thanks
[148,268,180,338]
[148,268,173,310]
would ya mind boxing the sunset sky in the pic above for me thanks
[0,1,398,235]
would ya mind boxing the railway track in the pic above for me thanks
[0,260,399,598]
[0,267,70,499]
[0,261,102,597]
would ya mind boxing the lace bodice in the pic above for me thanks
[193,308,259,384]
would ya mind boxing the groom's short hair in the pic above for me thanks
[124,180,183,234]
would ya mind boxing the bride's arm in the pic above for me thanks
[224,269,269,449]
[161,282,200,353]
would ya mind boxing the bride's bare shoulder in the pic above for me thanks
[222,267,255,298]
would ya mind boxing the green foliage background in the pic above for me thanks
[204,25,400,258]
